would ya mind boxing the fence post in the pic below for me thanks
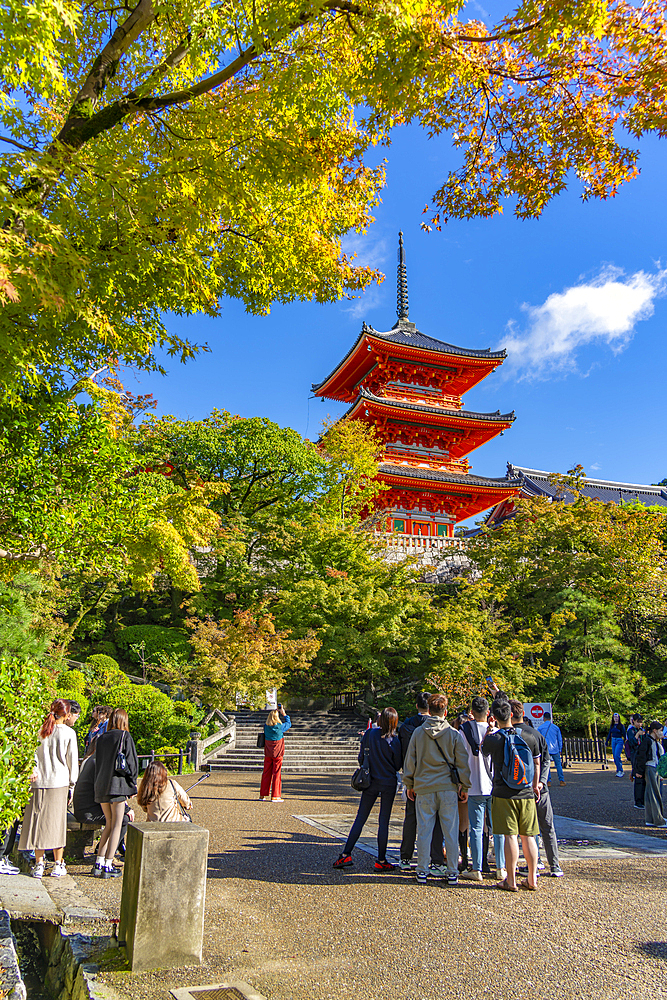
[150,750,155,763]
[178,749,184,775]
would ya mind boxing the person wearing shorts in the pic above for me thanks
[482,697,541,892]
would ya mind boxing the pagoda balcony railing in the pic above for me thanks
[381,533,467,553]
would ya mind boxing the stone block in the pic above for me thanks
[119,823,209,973]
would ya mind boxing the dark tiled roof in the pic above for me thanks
[353,388,515,423]
[507,465,667,508]
[311,322,505,392]
[380,463,523,488]
[368,322,507,359]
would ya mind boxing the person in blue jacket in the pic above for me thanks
[259,705,291,802]
[605,713,627,777]
[537,713,566,785]
[333,707,402,873]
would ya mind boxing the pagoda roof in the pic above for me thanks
[349,388,515,425]
[365,322,507,360]
[380,463,523,490]
[508,465,667,507]
[312,322,506,400]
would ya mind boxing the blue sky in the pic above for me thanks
[130,121,667,502]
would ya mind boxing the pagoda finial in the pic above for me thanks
[397,231,409,321]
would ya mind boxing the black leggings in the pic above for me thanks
[343,786,396,861]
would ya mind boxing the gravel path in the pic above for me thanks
[73,764,667,1000]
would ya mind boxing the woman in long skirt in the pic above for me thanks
[259,705,291,802]
[636,721,667,828]
[19,699,79,878]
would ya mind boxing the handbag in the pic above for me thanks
[114,732,132,778]
[257,731,266,749]
[170,779,193,822]
[433,736,461,788]
[351,743,372,791]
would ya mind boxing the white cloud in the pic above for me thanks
[590,463,601,471]
[499,266,667,379]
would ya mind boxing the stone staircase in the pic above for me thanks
[208,710,363,774]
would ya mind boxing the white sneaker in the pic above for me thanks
[49,861,67,878]
[460,869,483,882]
[0,857,20,875]
[31,860,45,879]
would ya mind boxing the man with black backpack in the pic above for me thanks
[482,697,541,891]
[397,692,446,874]
[459,696,502,882]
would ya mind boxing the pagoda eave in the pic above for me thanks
[312,328,504,402]
[378,466,521,521]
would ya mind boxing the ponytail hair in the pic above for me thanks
[40,699,69,739]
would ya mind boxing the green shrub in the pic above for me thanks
[0,656,48,829]
[115,625,192,664]
[87,653,119,672]
[105,681,188,754]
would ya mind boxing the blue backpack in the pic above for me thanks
[501,729,535,790]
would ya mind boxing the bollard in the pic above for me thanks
[119,822,209,972]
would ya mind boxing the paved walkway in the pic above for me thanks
[66,762,667,1000]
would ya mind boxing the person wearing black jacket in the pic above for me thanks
[93,708,138,879]
[333,707,402,872]
[396,693,445,874]
[73,740,133,853]
[605,713,627,777]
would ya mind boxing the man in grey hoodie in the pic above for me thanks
[402,693,471,886]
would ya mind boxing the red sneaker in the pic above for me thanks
[374,860,395,872]
[332,854,353,868]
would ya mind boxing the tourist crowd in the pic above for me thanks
[333,693,667,887]
[0,698,193,880]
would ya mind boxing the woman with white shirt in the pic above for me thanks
[18,698,79,878]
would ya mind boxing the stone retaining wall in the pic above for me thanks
[0,910,26,1000]
[44,927,121,1000]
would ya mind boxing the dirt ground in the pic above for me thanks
[70,762,667,1000]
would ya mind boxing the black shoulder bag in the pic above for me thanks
[257,731,266,748]
[114,732,133,777]
[433,736,461,788]
[351,740,372,791]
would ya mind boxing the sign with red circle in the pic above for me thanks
[523,703,551,722]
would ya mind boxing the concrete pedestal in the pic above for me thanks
[119,822,209,972]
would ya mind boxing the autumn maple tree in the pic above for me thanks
[2,0,667,389]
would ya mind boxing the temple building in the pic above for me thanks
[481,465,667,530]
[312,234,522,549]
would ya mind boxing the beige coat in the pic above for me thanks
[144,780,192,822]
[402,715,471,794]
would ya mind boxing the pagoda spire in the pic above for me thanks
[397,231,409,321]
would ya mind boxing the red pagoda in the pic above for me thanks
[312,234,522,542]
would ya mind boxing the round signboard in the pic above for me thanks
[530,705,544,720]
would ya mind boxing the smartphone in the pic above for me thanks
[485,676,494,689]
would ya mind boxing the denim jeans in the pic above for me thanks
[343,785,396,861]
[611,737,624,774]
[415,790,459,876]
[467,795,505,873]
[549,752,565,782]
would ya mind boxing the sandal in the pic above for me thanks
[495,877,518,892]
[519,878,538,891]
